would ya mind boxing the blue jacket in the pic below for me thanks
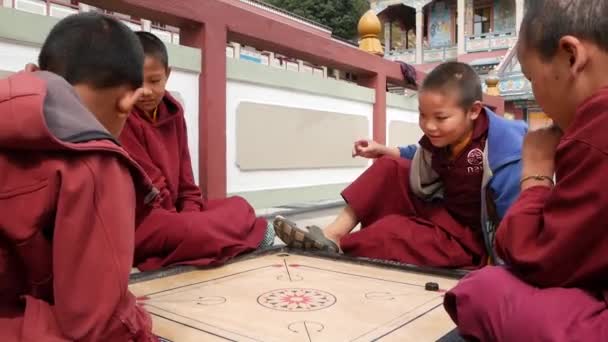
[400,108,527,261]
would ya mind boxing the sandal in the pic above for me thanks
[273,216,340,253]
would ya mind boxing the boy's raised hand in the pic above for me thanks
[118,88,146,115]
[24,63,40,72]
[521,124,563,188]
[352,139,389,159]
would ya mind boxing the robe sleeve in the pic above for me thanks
[496,139,608,288]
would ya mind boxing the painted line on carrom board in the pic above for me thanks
[150,312,236,342]
[147,303,264,342]
[370,302,445,341]
[295,264,427,288]
[142,265,274,297]
[350,295,444,342]
[283,258,293,281]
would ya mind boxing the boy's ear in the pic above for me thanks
[117,88,144,117]
[559,35,588,77]
[469,101,483,120]
[166,66,172,79]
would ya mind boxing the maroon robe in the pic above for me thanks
[340,157,486,268]
[120,93,267,271]
[0,72,155,341]
[444,88,608,341]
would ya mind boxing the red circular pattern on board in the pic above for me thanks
[257,288,336,312]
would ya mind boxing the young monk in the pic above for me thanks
[444,1,608,340]
[0,13,156,341]
[275,62,527,268]
[120,32,275,272]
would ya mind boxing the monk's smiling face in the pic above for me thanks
[418,90,481,149]
[136,56,171,115]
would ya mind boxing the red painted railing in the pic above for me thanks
[79,0,498,200]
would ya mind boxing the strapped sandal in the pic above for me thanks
[273,216,340,253]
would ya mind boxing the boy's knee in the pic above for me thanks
[375,155,399,166]
[227,196,252,207]
[445,266,512,317]
[467,266,513,286]
[444,267,514,340]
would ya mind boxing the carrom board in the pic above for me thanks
[130,249,467,342]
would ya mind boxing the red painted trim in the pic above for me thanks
[181,23,228,200]
[84,0,410,86]
[229,0,331,38]
[358,74,387,145]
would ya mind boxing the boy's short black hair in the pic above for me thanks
[521,0,608,61]
[135,31,169,70]
[39,12,143,90]
[420,62,482,110]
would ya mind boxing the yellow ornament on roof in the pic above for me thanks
[358,10,384,56]
[485,71,501,96]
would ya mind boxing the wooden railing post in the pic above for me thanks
[359,73,387,145]
[181,22,228,200]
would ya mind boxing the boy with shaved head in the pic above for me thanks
[444,1,608,340]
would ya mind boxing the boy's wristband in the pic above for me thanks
[520,175,554,187]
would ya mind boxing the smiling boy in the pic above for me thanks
[274,62,526,268]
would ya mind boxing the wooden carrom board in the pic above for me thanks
[130,249,467,342]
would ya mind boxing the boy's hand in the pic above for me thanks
[352,140,401,159]
[118,88,145,114]
[352,140,387,159]
[24,63,40,72]
[521,125,563,189]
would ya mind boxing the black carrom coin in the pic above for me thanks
[425,282,440,291]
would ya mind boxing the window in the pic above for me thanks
[473,7,492,34]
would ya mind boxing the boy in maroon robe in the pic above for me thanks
[275,62,527,268]
[444,1,608,341]
[0,13,157,341]
[120,32,274,272]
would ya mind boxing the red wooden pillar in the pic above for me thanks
[359,73,387,145]
[181,22,228,199]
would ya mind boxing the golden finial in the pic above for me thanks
[358,10,384,56]
[485,71,500,97]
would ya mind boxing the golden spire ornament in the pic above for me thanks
[358,10,384,56]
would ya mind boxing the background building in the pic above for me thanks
[371,0,550,126]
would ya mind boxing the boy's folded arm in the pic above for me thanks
[496,140,608,288]
[176,119,204,212]
[51,155,153,341]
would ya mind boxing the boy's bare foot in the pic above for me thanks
[273,216,340,253]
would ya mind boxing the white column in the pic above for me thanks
[78,3,92,12]
[2,0,12,8]
[416,8,424,64]
[515,0,525,35]
[141,19,152,32]
[457,0,466,55]
[232,43,241,60]
[384,21,391,51]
